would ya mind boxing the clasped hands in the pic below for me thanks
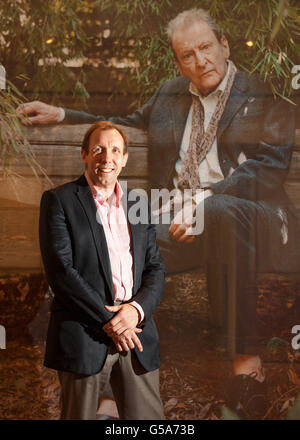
[103,303,143,353]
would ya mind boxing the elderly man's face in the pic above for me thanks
[173,20,230,96]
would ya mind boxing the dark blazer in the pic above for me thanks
[39,175,165,375]
[65,71,295,204]
[64,70,299,269]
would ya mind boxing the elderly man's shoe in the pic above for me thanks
[226,372,268,420]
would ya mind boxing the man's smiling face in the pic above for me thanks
[81,127,128,192]
[173,20,230,96]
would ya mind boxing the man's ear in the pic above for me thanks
[81,149,87,164]
[175,59,184,77]
[122,152,128,168]
[220,35,230,59]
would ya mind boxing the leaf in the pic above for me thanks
[287,7,300,25]
[198,403,212,419]
[174,403,187,409]
[288,369,300,387]
[221,405,241,420]
[267,337,289,351]
[164,397,178,413]
[286,394,300,420]
[280,398,295,413]
[270,0,288,43]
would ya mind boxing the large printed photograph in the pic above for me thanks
[0,0,300,421]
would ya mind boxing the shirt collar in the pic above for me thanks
[84,171,123,208]
[189,60,231,100]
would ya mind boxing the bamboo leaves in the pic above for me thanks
[0,79,49,179]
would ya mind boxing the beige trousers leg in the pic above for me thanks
[58,348,164,420]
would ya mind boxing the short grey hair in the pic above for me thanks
[166,8,223,48]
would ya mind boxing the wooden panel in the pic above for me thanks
[0,198,42,272]
[0,175,149,206]
[295,129,300,150]
[1,125,297,275]
[284,181,300,212]
[15,126,300,182]
[0,176,48,206]
[2,125,299,204]
[24,124,148,147]
[287,151,300,181]
[6,143,299,180]
[25,124,299,148]
[9,145,149,177]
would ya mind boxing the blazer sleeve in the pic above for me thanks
[63,84,164,130]
[211,92,296,201]
[39,190,114,328]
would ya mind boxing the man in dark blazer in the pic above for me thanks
[24,9,298,419]
[39,121,165,420]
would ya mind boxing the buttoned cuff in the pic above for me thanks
[193,188,214,205]
[57,107,65,123]
[130,301,145,323]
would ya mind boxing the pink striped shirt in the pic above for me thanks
[85,172,144,321]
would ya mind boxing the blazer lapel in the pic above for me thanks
[169,72,250,149]
[122,195,139,294]
[170,79,192,154]
[75,175,114,297]
[217,70,250,140]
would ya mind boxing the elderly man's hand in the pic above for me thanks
[168,199,198,243]
[17,101,64,125]
[169,219,196,243]
[169,190,213,242]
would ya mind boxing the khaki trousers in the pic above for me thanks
[58,347,164,420]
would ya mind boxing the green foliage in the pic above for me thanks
[267,337,290,350]
[1,1,299,170]
[0,0,299,109]
[95,0,300,104]
[221,405,241,420]
[0,79,47,177]
[0,0,89,104]
[287,394,300,420]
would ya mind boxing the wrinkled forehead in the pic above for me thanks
[172,20,222,54]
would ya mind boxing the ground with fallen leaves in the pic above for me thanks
[0,271,299,420]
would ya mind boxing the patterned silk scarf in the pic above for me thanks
[177,60,237,191]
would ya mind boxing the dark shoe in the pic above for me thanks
[226,372,268,420]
